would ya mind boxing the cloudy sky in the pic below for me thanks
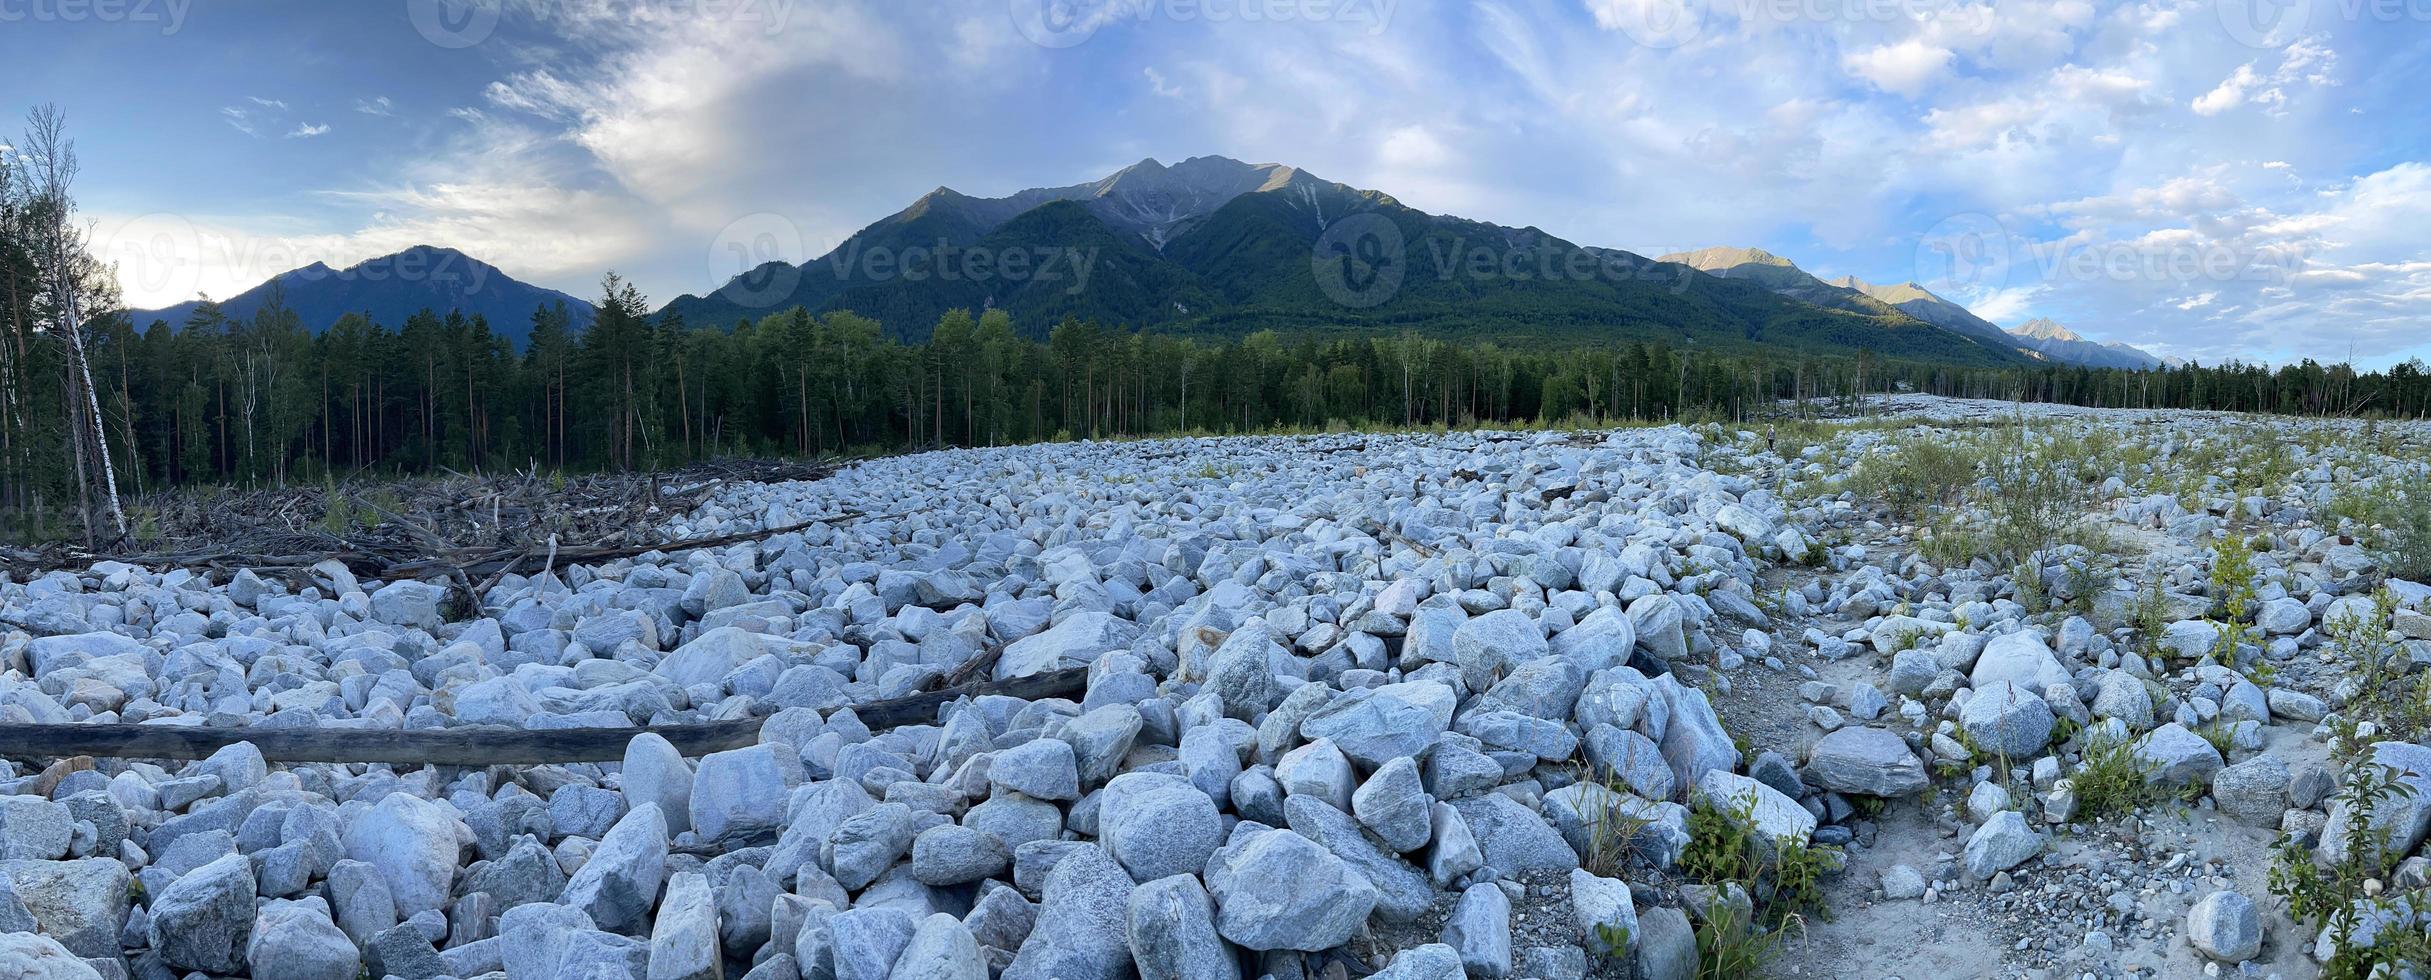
[9,0,2427,366]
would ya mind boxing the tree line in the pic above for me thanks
[9,109,2431,544]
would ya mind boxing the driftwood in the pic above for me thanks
[0,668,1088,766]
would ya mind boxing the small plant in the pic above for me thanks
[2068,735,2178,822]
[1693,894,1797,980]
[2204,535,2261,665]
[2268,758,2430,980]
[1681,795,1837,926]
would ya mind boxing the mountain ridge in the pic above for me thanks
[657,157,2031,368]
[129,245,596,348]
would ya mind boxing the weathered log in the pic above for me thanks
[0,667,1087,766]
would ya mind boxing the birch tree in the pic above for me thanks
[19,106,125,541]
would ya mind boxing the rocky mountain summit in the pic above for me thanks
[3,396,2428,979]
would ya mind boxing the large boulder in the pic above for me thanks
[1802,727,1928,797]
[1969,631,2073,692]
[1958,682,2055,760]
[339,792,463,918]
[1299,681,1457,769]
[1204,827,1377,951]
[151,852,256,974]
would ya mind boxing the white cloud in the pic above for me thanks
[1844,40,1956,98]
[354,97,394,116]
[286,123,330,139]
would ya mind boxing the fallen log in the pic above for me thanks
[0,667,1087,766]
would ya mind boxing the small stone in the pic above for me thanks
[1440,882,1512,978]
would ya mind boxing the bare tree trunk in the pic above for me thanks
[25,105,126,540]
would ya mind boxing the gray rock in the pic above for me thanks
[2212,755,2292,826]
[1351,755,1434,853]
[1277,737,1357,811]
[997,611,1140,681]
[1098,773,1223,882]
[1802,726,1928,797]
[2186,890,2262,962]
[1636,905,1699,980]
[1628,594,1688,665]
[1582,724,1674,802]
[370,580,446,631]
[1963,810,2043,878]
[151,851,255,973]
[1370,943,1465,980]
[0,932,99,980]
[2091,671,2155,729]
[1427,801,1484,887]
[1880,864,1926,900]
[623,733,695,835]
[2132,722,2225,786]
[892,912,989,980]
[1970,630,2073,691]
[247,898,360,980]
[1570,868,1638,960]
[0,797,71,860]
[1691,771,1813,845]
[499,902,598,979]
[1058,704,1144,789]
[1441,882,1512,978]
[1298,681,1457,769]
[992,737,1083,801]
[561,802,669,933]
[1002,846,1133,980]
[340,791,462,918]
[1450,793,1583,873]
[691,742,797,842]
[825,802,919,891]
[1283,795,1435,923]
[1126,874,1235,980]
[830,906,920,980]
[0,858,128,958]
[551,783,627,840]
[911,823,1011,885]
[1452,609,1546,689]
[2257,596,2310,635]
[1204,826,1377,951]
[1958,682,2055,759]
[645,872,721,980]
[2266,688,2327,723]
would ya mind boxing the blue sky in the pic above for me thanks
[8,0,2429,366]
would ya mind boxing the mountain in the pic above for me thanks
[660,158,2029,367]
[1825,275,2023,351]
[2006,317,2166,370]
[1655,247,1909,319]
[129,246,596,348]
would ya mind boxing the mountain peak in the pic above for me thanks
[1658,246,1796,272]
[2011,317,2081,342]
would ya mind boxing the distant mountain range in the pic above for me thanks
[2005,317,2167,370]
[127,246,594,349]
[1651,244,2167,368]
[123,159,2166,370]
[657,156,2021,366]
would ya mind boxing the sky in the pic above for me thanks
[6,0,2429,367]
